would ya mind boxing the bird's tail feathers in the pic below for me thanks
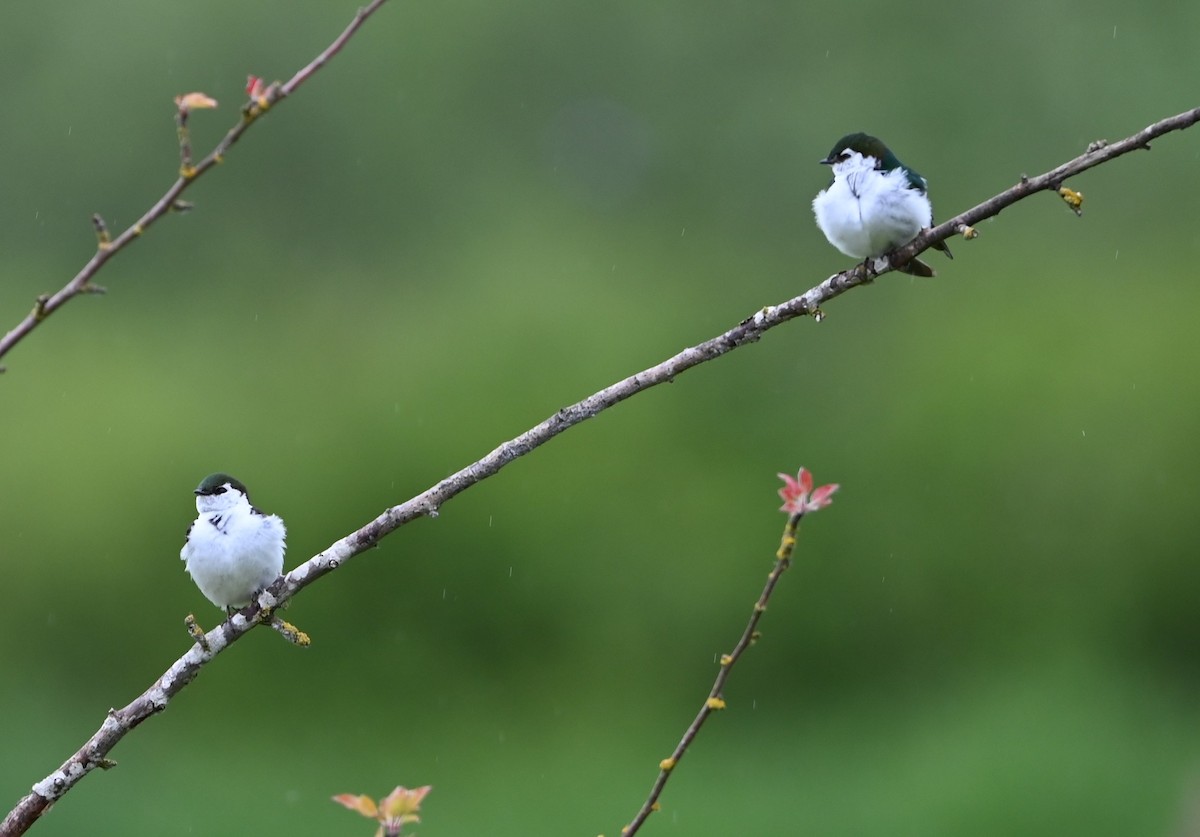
[895,256,936,278]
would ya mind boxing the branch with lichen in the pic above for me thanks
[3,104,1199,835]
[878,107,1200,285]
[0,0,389,374]
[3,100,1194,374]
[619,468,838,837]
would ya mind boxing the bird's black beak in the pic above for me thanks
[819,156,834,165]
[193,489,204,496]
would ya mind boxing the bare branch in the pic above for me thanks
[622,509,812,836]
[4,102,1197,836]
[893,106,1200,269]
[0,0,389,374]
[0,607,260,836]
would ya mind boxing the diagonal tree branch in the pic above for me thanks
[621,500,827,836]
[894,106,1200,267]
[0,0,389,374]
[3,107,1197,836]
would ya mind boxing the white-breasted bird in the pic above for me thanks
[812,132,952,277]
[180,473,286,613]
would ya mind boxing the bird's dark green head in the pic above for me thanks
[820,132,900,169]
[194,473,248,498]
[820,132,929,190]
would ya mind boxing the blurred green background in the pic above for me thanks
[3,1,1199,834]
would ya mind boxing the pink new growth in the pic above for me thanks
[777,468,839,515]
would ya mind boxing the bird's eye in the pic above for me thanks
[838,150,851,160]
[213,487,226,495]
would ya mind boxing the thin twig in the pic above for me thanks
[0,0,389,374]
[3,107,1197,836]
[622,511,806,835]
[892,107,1200,269]
[175,106,194,172]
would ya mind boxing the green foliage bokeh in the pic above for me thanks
[3,1,1199,834]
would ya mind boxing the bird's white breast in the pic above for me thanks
[813,164,932,259]
[181,504,286,609]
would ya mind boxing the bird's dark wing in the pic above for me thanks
[905,165,952,260]
[902,167,929,192]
